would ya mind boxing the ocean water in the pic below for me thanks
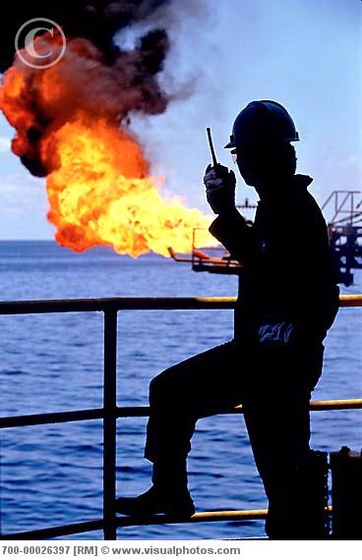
[0,241,361,540]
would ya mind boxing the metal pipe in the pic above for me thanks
[2,519,105,541]
[339,294,362,307]
[102,309,118,540]
[1,509,268,539]
[0,408,105,429]
[2,399,362,429]
[115,399,362,418]
[116,509,269,527]
[310,399,362,411]
[0,294,360,316]
[1,504,335,538]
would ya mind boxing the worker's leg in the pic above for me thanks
[145,341,242,461]
[243,340,327,538]
[116,341,244,517]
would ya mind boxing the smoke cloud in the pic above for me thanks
[0,0,198,176]
[0,1,174,72]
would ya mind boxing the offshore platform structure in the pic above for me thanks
[322,191,362,286]
[169,191,362,287]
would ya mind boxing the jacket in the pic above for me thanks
[209,174,340,342]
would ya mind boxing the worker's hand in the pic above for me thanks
[203,164,236,215]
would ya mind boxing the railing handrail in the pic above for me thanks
[0,293,361,315]
[1,294,361,540]
[2,399,362,430]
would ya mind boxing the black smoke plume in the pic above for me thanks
[0,0,182,176]
[0,1,173,72]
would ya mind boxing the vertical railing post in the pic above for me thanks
[103,307,118,540]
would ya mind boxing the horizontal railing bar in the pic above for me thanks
[340,294,362,307]
[309,399,362,410]
[233,399,362,413]
[1,519,105,540]
[0,408,105,429]
[2,501,336,538]
[117,400,362,418]
[116,400,362,417]
[2,399,361,429]
[2,509,270,539]
[0,294,360,315]
[0,297,235,315]
[115,509,269,528]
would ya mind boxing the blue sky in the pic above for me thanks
[0,0,361,240]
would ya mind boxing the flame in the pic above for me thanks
[0,37,216,257]
[45,114,215,256]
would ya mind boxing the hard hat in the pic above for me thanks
[224,100,300,148]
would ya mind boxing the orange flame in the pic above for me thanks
[0,39,216,257]
[45,114,216,257]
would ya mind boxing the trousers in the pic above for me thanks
[144,336,326,538]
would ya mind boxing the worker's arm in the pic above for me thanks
[209,210,256,264]
[203,163,256,262]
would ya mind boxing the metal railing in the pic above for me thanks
[1,294,361,540]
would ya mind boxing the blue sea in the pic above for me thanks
[0,241,361,540]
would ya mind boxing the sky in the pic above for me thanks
[0,0,361,240]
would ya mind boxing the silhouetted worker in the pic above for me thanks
[116,100,340,538]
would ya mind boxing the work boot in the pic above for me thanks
[115,485,195,519]
[116,456,195,519]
